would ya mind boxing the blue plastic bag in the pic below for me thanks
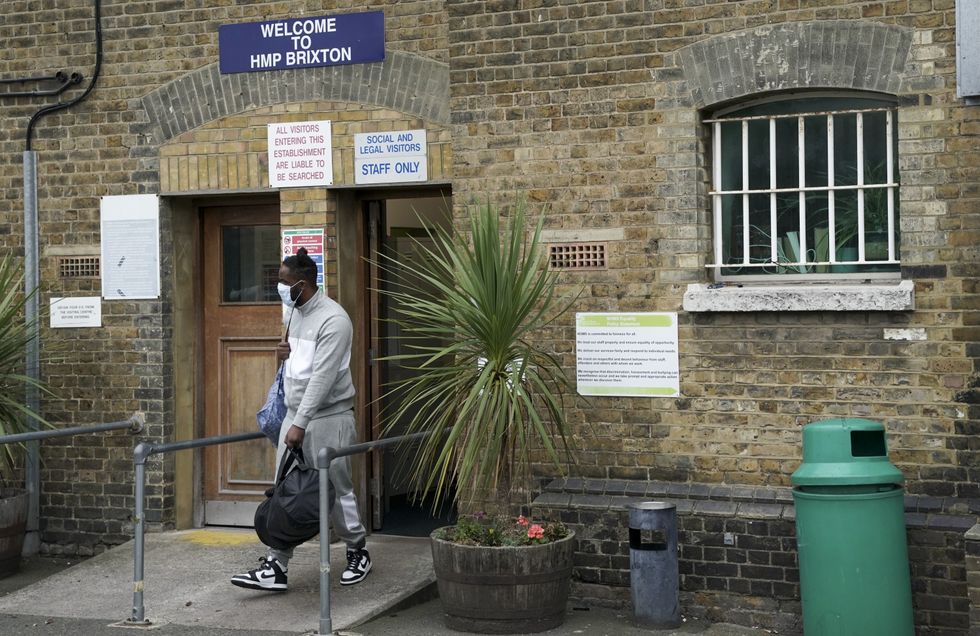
[256,364,286,444]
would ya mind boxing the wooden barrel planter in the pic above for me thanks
[430,530,575,634]
[0,488,28,579]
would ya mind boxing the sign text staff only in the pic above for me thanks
[219,11,385,74]
[354,129,428,184]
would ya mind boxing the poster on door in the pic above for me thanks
[575,312,680,397]
[281,228,325,290]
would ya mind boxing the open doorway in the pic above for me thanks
[363,193,457,536]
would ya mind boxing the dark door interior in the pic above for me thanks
[365,193,457,536]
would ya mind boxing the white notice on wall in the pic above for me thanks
[354,129,427,184]
[268,120,333,188]
[575,312,680,397]
[50,297,102,328]
[100,194,161,300]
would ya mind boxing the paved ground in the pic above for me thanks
[0,528,433,634]
[345,598,766,636]
[0,529,769,635]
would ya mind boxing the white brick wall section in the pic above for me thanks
[883,328,927,341]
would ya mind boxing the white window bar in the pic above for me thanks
[704,106,891,124]
[742,119,749,265]
[827,115,837,263]
[713,121,723,267]
[769,118,777,264]
[798,116,807,267]
[710,183,897,196]
[886,110,895,261]
[856,112,866,262]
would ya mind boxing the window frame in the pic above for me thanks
[706,92,901,283]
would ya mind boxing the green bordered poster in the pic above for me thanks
[575,312,680,397]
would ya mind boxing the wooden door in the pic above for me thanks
[202,204,281,526]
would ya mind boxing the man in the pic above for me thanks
[232,247,372,591]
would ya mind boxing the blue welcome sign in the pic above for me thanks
[219,11,384,74]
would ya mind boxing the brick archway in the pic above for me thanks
[139,51,450,143]
[677,21,914,108]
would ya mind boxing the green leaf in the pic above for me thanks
[0,255,56,475]
[375,198,580,510]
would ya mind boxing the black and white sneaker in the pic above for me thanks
[230,557,288,591]
[340,548,371,585]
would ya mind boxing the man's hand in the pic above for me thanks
[276,341,291,364]
[284,424,305,450]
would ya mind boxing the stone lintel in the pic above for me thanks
[682,280,914,312]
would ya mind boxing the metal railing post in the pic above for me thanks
[312,429,447,634]
[126,430,264,626]
[317,447,334,636]
[129,442,152,626]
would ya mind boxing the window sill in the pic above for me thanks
[682,280,914,312]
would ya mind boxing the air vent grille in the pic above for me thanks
[59,256,101,279]
[548,243,606,270]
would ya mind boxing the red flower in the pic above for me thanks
[527,524,544,540]
[517,515,529,527]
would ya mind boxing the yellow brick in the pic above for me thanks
[160,145,186,157]
[225,156,238,190]
[280,214,306,225]
[177,157,189,192]
[191,155,205,189]
[159,156,171,191]
[194,156,206,190]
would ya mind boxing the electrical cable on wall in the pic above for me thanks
[26,0,103,150]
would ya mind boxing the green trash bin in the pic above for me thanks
[791,418,914,636]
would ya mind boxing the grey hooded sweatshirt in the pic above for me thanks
[282,289,355,430]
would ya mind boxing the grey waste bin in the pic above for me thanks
[628,501,680,628]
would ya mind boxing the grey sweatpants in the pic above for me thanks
[268,409,367,566]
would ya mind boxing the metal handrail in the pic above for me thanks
[0,413,145,562]
[126,426,447,634]
[0,413,144,445]
[128,430,265,625]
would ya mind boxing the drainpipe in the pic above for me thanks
[21,0,102,556]
[22,152,40,556]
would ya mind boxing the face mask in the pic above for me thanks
[277,281,303,308]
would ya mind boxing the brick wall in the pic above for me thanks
[968,524,980,632]
[447,1,977,632]
[447,1,977,493]
[536,478,975,634]
[158,103,452,194]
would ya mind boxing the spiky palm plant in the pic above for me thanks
[0,255,52,478]
[378,200,576,512]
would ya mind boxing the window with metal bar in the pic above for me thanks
[707,95,901,281]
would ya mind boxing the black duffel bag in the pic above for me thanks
[254,447,329,551]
